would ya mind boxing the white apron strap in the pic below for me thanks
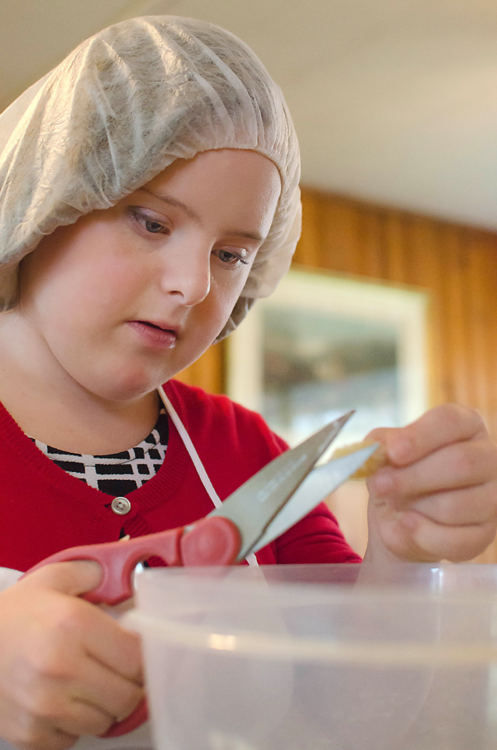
[158,386,258,567]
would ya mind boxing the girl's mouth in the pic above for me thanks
[127,320,178,350]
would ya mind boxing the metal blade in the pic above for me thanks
[250,443,379,556]
[208,412,354,560]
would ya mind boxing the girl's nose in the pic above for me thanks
[159,241,211,306]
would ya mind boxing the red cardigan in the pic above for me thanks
[0,380,360,571]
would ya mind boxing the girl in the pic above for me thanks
[0,15,495,750]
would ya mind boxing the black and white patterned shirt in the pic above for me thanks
[30,408,169,496]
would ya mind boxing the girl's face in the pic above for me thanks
[18,149,281,403]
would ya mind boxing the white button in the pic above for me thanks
[111,496,131,515]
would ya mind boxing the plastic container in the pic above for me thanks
[129,564,497,750]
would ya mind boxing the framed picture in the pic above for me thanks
[227,268,431,555]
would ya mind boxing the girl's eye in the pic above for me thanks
[128,207,169,235]
[217,248,249,267]
[144,219,166,234]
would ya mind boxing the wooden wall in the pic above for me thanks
[296,189,497,435]
[177,186,497,563]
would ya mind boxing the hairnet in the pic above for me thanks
[0,16,301,339]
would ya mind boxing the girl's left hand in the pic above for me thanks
[364,404,497,562]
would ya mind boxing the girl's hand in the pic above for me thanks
[364,404,497,562]
[0,561,143,750]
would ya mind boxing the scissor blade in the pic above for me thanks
[208,412,353,560]
[250,443,379,556]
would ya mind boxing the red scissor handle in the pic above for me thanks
[24,516,241,736]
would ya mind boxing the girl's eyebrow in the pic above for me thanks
[139,188,203,224]
[138,187,265,243]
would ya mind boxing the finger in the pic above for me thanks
[83,618,143,684]
[367,403,487,466]
[22,728,79,750]
[399,513,497,562]
[377,509,497,563]
[22,659,144,735]
[412,485,497,526]
[68,656,144,722]
[0,703,79,750]
[29,587,144,684]
[17,676,116,740]
[54,698,119,738]
[21,561,102,598]
[18,581,144,685]
[12,634,143,739]
[368,439,497,500]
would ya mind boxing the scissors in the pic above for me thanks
[26,411,378,737]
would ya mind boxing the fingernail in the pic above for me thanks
[371,471,393,495]
[389,437,413,464]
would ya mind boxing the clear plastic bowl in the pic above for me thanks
[130,564,497,750]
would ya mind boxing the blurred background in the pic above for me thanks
[2,0,497,559]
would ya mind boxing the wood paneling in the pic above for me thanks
[175,340,225,395]
[297,188,497,563]
[177,186,497,563]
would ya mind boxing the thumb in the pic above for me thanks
[365,426,392,445]
[20,560,102,597]
[365,427,404,466]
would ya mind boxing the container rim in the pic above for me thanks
[125,608,497,667]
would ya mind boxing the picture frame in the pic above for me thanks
[227,267,431,555]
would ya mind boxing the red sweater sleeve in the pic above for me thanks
[271,503,362,564]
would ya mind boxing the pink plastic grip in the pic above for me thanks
[24,516,242,737]
[26,527,184,605]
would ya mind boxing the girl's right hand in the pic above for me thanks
[0,561,144,750]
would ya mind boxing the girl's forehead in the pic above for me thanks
[143,149,281,188]
[130,149,281,236]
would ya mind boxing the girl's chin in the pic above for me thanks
[81,352,195,402]
[85,373,170,403]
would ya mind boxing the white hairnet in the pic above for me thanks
[0,16,301,339]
